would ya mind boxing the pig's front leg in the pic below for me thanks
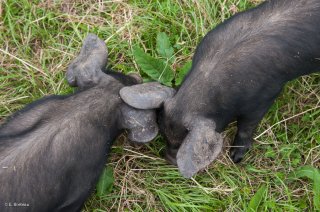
[66,34,108,89]
[230,105,271,163]
[230,118,257,163]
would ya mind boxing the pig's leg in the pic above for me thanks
[230,105,270,163]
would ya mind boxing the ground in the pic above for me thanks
[0,0,319,211]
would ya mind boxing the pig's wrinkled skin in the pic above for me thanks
[120,0,320,178]
[0,34,158,211]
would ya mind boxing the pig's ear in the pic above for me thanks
[119,82,176,109]
[176,118,223,178]
[66,33,109,88]
[120,104,158,143]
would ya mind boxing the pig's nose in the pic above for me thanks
[164,148,178,166]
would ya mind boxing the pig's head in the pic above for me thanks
[66,34,158,144]
[120,82,223,178]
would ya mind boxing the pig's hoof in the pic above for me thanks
[230,147,245,163]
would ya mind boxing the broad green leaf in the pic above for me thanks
[156,32,174,61]
[96,166,114,197]
[133,46,174,86]
[175,61,192,86]
[289,166,320,210]
[247,185,267,212]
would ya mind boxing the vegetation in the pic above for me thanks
[0,0,319,211]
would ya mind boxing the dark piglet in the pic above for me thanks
[0,34,158,211]
[120,0,320,178]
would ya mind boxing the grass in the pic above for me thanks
[0,0,319,211]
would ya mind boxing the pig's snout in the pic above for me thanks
[164,147,179,166]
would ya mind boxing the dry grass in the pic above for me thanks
[0,0,319,211]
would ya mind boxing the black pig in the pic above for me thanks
[120,0,320,178]
[0,34,158,211]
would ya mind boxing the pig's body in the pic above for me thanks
[0,34,157,211]
[169,0,320,162]
[0,78,121,211]
[120,0,320,178]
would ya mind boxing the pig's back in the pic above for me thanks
[175,0,320,123]
[0,85,122,211]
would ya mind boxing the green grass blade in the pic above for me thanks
[289,166,320,210]
[247,185,267,212]
[175,61,192,86]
